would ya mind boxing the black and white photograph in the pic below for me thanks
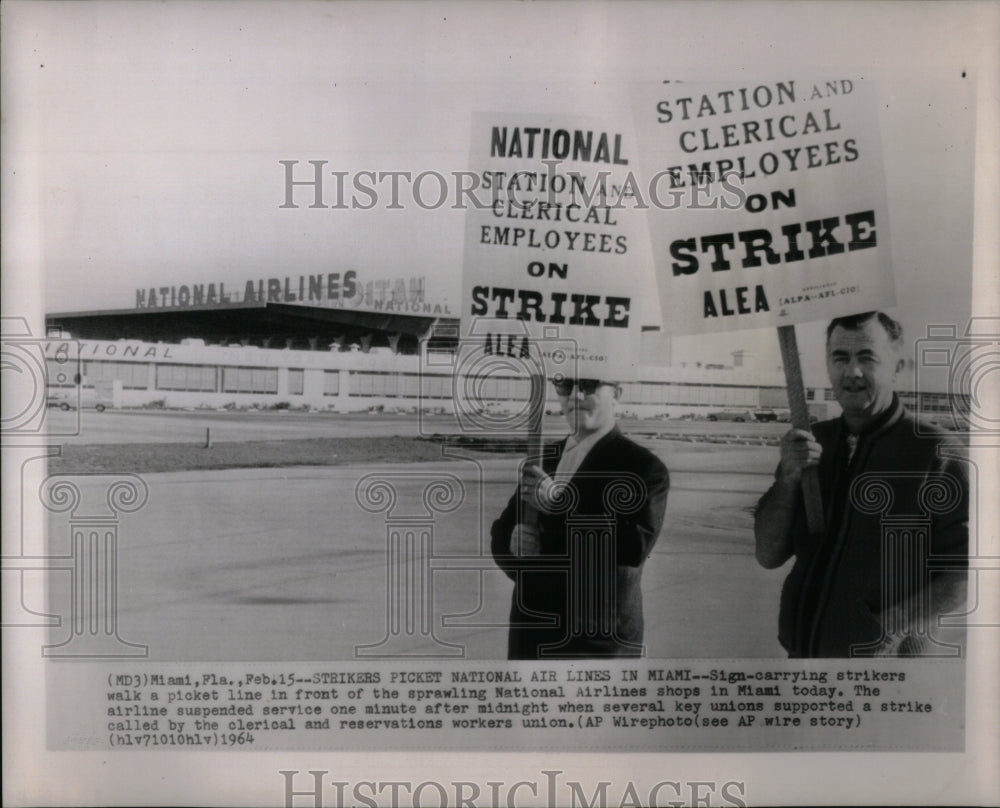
[2,1,998,805]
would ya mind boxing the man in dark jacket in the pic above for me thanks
[755,311,968,657]
[491,377,669,659]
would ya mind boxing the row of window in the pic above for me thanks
[47,359,282,394]
[46,359,150,389]
[154,365,281,393]
[47,358,958,410]
[156,364,219,392]
[903,391,953,413]
[49,360,775,404]
[618,382,759,407]
[43,358,813,404]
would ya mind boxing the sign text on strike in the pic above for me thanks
[670,209,877,275]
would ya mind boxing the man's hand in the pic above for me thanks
[521,463,556,512]
[755,429,820,569]
[510,523,542,556]
[778,429,822,481]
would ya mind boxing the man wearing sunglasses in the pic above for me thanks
[490,376,669,659]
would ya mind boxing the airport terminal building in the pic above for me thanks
[43,272,954,421]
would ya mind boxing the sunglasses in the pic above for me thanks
[550,378,614,396]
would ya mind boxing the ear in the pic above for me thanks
[895,357,905,375]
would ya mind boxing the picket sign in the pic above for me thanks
[459,111,655,534]
[631,77,898,535]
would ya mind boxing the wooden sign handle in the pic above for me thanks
[776,325,825,535]
[522,373,547,527]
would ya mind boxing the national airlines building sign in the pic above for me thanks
[134,272,452,316]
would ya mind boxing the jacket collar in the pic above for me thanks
[838,392,904,440]
[557,424,621,465]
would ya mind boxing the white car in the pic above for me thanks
[47,386,109,412]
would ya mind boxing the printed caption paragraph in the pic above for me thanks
[49,660,963,751]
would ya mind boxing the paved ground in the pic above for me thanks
[39,428,787,661]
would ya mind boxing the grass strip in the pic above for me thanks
[48,436,498,475]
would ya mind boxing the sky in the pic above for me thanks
[3,1,994,383]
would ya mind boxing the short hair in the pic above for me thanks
[826,311,903,347]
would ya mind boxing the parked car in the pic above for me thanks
[753,408,779,422]
[47,383,112,412]
[706,408,756,423]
